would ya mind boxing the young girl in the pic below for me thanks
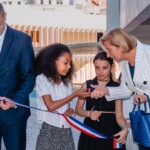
[75,51,128,150]
[34,43,90,150]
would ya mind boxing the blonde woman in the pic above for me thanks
[91,28,150,150]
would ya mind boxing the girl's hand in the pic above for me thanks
[75,90,91,99]
[63,108,74,116]
[113,128,128,144]
[133,95,148,104]
[89,111,101,121]
[90,84,108,99]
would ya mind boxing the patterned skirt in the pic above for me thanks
[35,122,75,150]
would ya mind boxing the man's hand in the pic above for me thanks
[0,97,16,110]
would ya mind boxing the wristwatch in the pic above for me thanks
[121,124,129,131]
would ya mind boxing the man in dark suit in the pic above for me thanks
[0,3,35,150]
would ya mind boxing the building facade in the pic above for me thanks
[3,1,106,83]
[1,0,26,5]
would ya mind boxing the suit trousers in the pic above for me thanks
[0,121,27,150]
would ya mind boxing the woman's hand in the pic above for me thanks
[133,95,148,104]
[90,84,108,99]
[63,108,74,116]
[113,128,128,144]
[89,111,101,121]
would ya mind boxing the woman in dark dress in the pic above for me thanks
[75,51,128,150]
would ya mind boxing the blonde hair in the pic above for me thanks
[100,28,137,52]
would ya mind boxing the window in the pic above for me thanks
[31,31,34,41]
[9,1,12,5]
[56,0,59,4]
[2,2,7,5]
[30,31,40,43]
[56,0,63,5]
[70,0,74,5]
[36,31,39,43]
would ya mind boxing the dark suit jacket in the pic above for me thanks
[0,25,35,126]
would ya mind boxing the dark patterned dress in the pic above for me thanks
[78,77,126,150]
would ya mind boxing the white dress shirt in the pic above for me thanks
[0,24,7,53]
[36,74,72,128]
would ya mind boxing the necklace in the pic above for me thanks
[97,78,110,82]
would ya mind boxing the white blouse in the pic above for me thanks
[36,74,72,128]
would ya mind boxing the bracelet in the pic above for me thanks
[87,111,92,118]
[89,111,92,118]
[87,111,90,117]
[121,124,128,130]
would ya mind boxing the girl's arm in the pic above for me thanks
[115,100,127,128]
[75,83,101,120]
[75,99,89,117]
[42,87,90,112]
[114,99,128,143]
[75,83,90,117]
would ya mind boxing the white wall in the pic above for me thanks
[5,5,106,30]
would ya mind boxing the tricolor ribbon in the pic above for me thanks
[0,97,122,149]
[63,115,108,139]
[113,139,123,149]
